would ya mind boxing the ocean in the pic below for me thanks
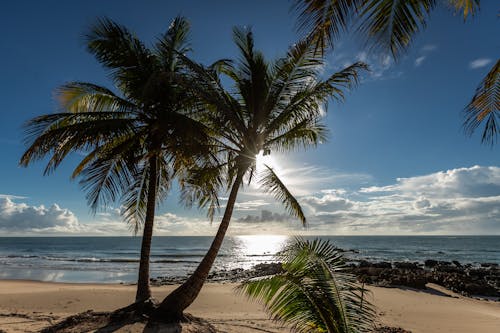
[0,235,499,283]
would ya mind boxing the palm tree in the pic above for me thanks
[154,27,368,321]
[239,237,375,333]
[292,0,499,144]
[20,17,215,304]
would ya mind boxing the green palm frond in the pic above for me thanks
[239,238,375,333]
[463,59,500,145]
[259,166,306,226]
[357,0,435,58]
[293,0,481,60]
[268,117,329,152]
[292,0,360,53]
[155,16,191,71]
[57,82,137,114]
[20,113,135,175]
[448,0,480,19]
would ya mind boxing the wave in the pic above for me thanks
[1,255,202,264]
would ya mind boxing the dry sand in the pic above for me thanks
[0,280,498,332]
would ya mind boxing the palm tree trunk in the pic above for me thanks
[135,155,158,302]
[154,170,244,321]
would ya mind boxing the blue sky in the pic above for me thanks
[1,0,499,236]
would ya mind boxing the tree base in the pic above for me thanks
[40,308,217,333]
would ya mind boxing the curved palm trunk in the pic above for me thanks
[135,155,158,302]
[154,170,244,321]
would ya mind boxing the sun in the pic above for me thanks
[255,150,275,172]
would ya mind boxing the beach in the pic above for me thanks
[0,280,499,333]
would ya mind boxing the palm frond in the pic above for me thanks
[268,117,329,152]
[463,59,500,145]
[20,113,135,174]
[155,16,191,71]
[259,165,306,226]
[448,0,480,20]
[56,82,137,114]
[357,0,436,58]
[292,0,360,53]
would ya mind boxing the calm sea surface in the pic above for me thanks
[0,236,498,283]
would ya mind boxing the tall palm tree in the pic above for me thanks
[292,0,498,144]
[154,27,368,321]
[239,237,375,333]
[20,17,215,304]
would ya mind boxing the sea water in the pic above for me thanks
[0,235,498,283]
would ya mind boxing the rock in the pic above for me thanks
[394,262,420,270]
[372,261,392,269]
[424,259,438,267]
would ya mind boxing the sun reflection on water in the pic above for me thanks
[235,234,289,256]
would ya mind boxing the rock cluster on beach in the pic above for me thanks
[152,260,499,300]
[151,262,284,285]
[350,260,500,298]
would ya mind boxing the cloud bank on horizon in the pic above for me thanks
[1,165,499,236]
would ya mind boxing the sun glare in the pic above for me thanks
[255,150,275,172]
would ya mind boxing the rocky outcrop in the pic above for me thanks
[350,260,500,298]
[152,260,499,299]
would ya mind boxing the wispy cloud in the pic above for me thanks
[421,44,437,52]
[414,44,437,67]
[0,194,27,200]
[414,56,426,67]
[330,51,401,81]
[469,58,492,69]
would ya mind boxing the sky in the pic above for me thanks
[0,0,499,236]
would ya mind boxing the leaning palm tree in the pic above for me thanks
[239,237,375,333]
[292,0,499,144]
[20,16,215,304]
[154,27,368,320]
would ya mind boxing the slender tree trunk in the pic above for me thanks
[135,155,158,302]
[154,170,244,321]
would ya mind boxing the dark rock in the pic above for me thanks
[372,261,392,269]
[424,259,438,267]
[394,262,420,270]
[481,263,499,268]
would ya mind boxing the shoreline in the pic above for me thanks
[1,280,499,333]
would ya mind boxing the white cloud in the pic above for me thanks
[421,44,437,52]
[414,56,426,67]
[469,58,492,69]
[333,50,399,81]
[0,197,80,233]
[3,166,499,236]
[301,166,500,235]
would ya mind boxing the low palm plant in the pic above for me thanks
[239,237,375,333]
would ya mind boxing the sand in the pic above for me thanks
[0,280,498,332]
